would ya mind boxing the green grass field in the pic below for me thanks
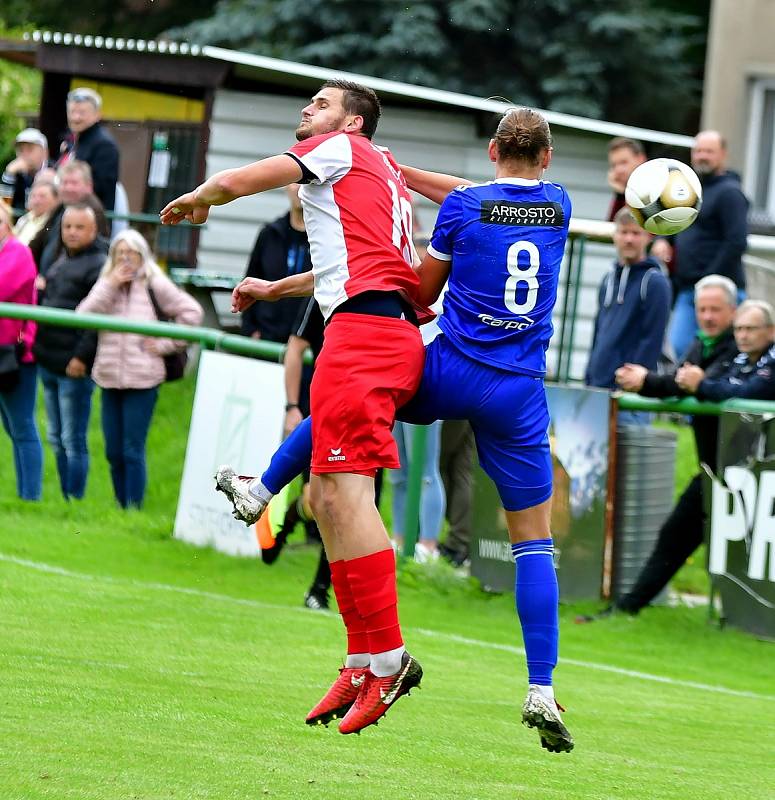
[1,378,773,800]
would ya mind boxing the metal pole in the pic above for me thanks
[0,302,313,362]
[561,234,585,382]
[555,236,576,379]
[402,424,428,560]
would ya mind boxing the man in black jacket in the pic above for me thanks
[579,275,740,620]
[58,87,120,212]
[34,204,108,499]
[664,130,749,361]
[240,184,311,343]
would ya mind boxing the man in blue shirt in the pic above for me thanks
[585,207,672,423]
[219,108,574,752]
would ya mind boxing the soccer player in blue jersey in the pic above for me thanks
[221,107,574,752]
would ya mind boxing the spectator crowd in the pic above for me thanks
[580,129,773,620]
[1,87,203,509]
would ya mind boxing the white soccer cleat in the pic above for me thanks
[214,465,267,526]
[521,686,574,753]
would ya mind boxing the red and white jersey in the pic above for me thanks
[286,131,420,320]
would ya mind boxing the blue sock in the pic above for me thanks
[512,538,558,686]
[260,415,313,494]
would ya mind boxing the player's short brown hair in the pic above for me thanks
[321,80,381,139]
[607,137,646,157]
[494,107,552,166]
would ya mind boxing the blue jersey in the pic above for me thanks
[427,178,571,376]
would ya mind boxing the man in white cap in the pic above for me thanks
[1,128,51,213]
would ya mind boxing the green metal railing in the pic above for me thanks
[617,392,775,416]
[6,303,775,561]
[0,302,286,361]
[0,302,423,553]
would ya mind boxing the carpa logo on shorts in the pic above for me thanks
[478,313,534,330]
[328,448,346,462]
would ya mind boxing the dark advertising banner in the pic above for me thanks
[470,385,610,600]
[704,412,775,638]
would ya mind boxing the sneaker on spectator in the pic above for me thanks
[574,604,637,624]
[306,666,367,726]
[214,465,267,526]
[521,686,574,753]
[438,542,468,568]
[338,651,422,735]
[304,588,329,610]
[414,542,439,564]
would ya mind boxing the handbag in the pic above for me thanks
[147,283,187,382]
[0,339,24,393]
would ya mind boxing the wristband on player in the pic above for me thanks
[285,402,300,412]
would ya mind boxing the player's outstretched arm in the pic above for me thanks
[231,271,314,313]
[415,253,451,307]
[160,155,303,225]
[399,164,471,205]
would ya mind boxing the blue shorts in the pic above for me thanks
[399,335,552,512]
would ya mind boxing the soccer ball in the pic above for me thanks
[624,158,702,235]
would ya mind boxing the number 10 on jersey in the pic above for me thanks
[388,178,414,266]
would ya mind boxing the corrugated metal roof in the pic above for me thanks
[21,30,694,148]
[26,29,201,56]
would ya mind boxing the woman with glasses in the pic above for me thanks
[77,230,203,508]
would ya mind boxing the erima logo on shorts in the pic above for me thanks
[480,200,565,227]
[328,448,346,462]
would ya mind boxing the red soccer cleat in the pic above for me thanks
[338,651,422,735]
[305,666,367,727]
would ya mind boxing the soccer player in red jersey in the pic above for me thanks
[161,81,425,734]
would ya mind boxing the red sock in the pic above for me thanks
[329,559,368,655]
[345,549,403,655]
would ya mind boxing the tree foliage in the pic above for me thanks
[0,20,42,165]
[168,0,707,133]
[1,0,214,40]
[0,1,708,134]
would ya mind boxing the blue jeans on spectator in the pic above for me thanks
[617,410,652,427]
[669,286,747,361]
[39,366,94,500]
[0,363,43,500]
[101,386,159,508]
[389,420,446,543]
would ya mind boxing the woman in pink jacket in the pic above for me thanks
[77,229,203,508]
[0,202,43,500]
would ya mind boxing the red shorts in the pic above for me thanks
[310,312,424,475]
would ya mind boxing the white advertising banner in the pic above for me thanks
[174,350,285,556]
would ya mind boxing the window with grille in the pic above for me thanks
[745,78,775,232]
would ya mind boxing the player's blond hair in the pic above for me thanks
[494,108,552,166]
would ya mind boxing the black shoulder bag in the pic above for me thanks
[0,331,25,393]
[147,283,187,382]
